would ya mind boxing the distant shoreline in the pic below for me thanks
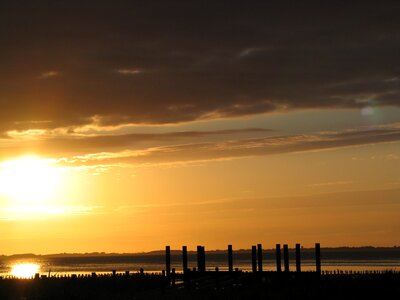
[2,246,400,258]
[0,246,399,259]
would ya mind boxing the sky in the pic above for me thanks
[0,1,399,254]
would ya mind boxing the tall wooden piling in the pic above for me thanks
[276,244,282,272]
[296,243,301,273]
[197,245,202,272]
[197,245,206,272]
[251,245,257,273]
[257,244,263,272]
[165,245,171,276]
[228,245,233,272]
[315,243,321,275]
[182,246,188,274]
[201,246,206,272]
[283,244,289,272]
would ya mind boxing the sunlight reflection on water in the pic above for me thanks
[1,259,399,277]
[10,263,40,278]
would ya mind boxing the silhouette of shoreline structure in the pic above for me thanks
[4,243,398,283]
[2,243,400,299]
[164,243,321,279]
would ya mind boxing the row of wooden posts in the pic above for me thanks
[165,243,321,275]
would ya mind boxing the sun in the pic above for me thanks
[0,156,62,204]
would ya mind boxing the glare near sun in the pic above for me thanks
[0,156,62,204]
[11,263,40,278]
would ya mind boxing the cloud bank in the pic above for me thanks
[0,125,394,168]
[1,1,399,133]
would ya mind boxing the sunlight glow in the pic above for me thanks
[0,156,62,204]
[1,205,97,220]
[11,263,40,278]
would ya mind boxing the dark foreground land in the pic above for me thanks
[1,271,399,300]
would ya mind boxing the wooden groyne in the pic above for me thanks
[1,269,399,300]
[163,243,322,275]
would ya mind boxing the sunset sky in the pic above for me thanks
[1,1,399,255]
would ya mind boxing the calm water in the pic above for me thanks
[1,249,400,277]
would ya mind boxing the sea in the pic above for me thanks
[1,248,399,277]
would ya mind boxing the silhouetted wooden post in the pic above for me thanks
[197,245,206,272]
[228,245,233,272]
[315,243,321,275]
[166,245,171,276]
[171,268,176,286]
[215,267,219,289]
[201,246,206,272]
[185,268,191,288]
[197,245,202,272]
[251,245,257,273]
[257,244,263,272]
[276,244,281,272]
[283,244,289,272]
[296,243,301,273]
[182,246,188,274]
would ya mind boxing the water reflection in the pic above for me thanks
[11,263,40,278]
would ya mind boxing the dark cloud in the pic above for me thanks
[1,1,399,132]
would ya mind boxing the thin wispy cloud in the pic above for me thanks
[38,71,60,79]
[116,69,142,75]
[308,181,353,188]
[238,46,272,58]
